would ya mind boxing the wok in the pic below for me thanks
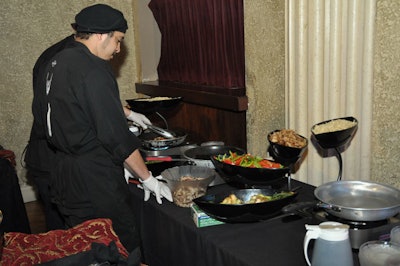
[284,180,400,221]
[126,96,182,113]
[193,188,298,222]
[183,145,245,168]
[211,156,290,187]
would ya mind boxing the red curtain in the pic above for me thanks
[148,0,245,89]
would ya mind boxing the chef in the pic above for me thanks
[42,4,172,262]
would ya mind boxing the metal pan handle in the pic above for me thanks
[317,202,342,212]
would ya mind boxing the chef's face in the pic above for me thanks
[98,31,125,61]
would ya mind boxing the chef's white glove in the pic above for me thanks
[124,167,133,184]
[127,111,151,130]
[140,173,173,204]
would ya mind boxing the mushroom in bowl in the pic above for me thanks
[267,129,308,165]
[161,165,216,207]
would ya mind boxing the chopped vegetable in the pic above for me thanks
[215,151,283,169]
[221,191,295,205]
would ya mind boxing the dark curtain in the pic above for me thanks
[148,0,245,89]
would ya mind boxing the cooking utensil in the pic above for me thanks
[210,156,290,187]
[283,180,400,221]
[193,188,298,222]
[315,180,400,221]
[139,129,187,149]
[147,124,175,139]
[183,144,245,168]
[126,96,182,113]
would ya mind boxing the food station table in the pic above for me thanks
[130,179,362,266]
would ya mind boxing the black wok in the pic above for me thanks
[284,180,400,221]
[193,188,298,222]
[126,97,182,113]
[210,156,290,187]
[183,145,245,168]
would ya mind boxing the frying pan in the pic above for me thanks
[139,129,187,149]
[284,180,400,221]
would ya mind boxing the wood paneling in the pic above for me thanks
[135,82,247,150]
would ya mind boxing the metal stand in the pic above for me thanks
[335,147,343,181]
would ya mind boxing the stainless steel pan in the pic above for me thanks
[315,180,400,221]
[139,129,187,149]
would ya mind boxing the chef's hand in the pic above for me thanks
[127,111,151,130]
[140,173,173,204]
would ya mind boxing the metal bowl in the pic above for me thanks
[210,156,290,187]
[311,116,358,149]
[193,188,298,222]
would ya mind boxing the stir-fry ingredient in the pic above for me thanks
[221,191,295,205]
[269,129,307,148]
[215,151,283,169]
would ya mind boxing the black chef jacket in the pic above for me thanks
[44,41,142,252]
[25,35,75,174]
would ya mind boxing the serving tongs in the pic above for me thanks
[147,124,175,139]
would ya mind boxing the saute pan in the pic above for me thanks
[139,129,187,149]
[284,180,400,221]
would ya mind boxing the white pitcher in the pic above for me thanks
[303,221,353,266]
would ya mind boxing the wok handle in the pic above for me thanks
[281,201,318,214]
[146,156,173,162]
[145,156,194,164]
[317,202,342,212]
[282,201,342,214]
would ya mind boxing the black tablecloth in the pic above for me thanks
[130,179,360,266]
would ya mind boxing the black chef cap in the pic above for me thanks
[72,4,128,33]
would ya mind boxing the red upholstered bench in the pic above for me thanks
[1,218,128,265]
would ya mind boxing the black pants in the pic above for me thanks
[28,170,65,231]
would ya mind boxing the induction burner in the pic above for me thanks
[314,211,400,249]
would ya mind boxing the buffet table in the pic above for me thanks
[130,179,360,266]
